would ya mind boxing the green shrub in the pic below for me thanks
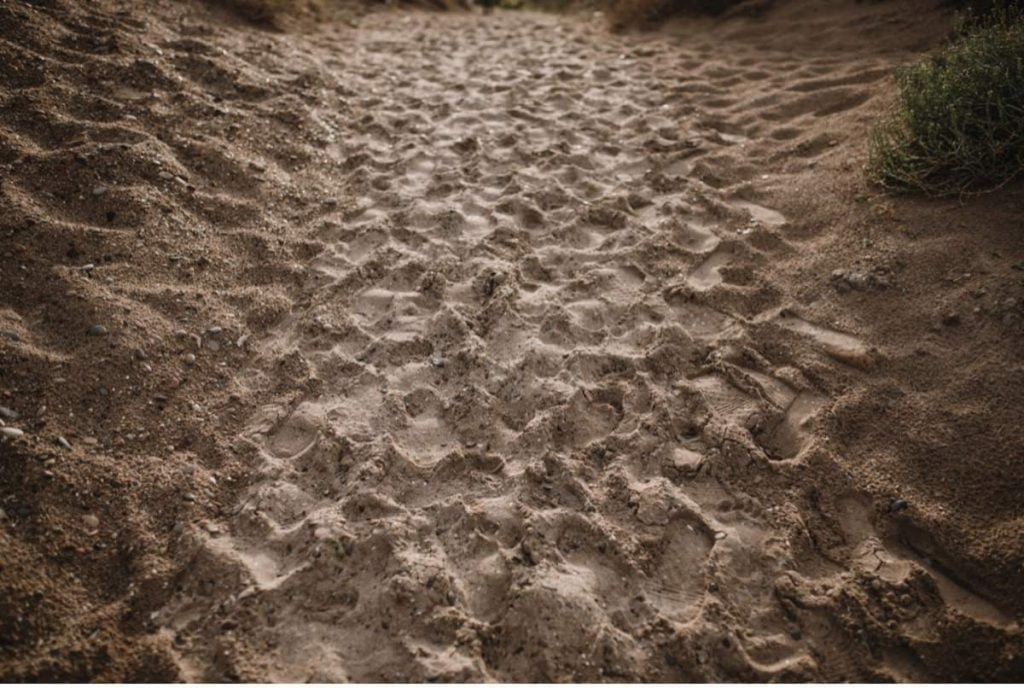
[867,3,1024,196]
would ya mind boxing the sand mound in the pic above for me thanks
[1,0,1022,681]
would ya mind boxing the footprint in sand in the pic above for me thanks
[777,311,876,370]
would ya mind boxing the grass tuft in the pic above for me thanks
[867,2,1024,196]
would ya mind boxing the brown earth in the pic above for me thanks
[1,0,1023,681]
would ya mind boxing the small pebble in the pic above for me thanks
[208,326,223,335]
[1,427,25,439]
[183,493,196,502]
[184,353,197,366]
[236,334,249,348]
[714,531,727,540]
[431,354,446,368]
[0,406,18,421]
[57,436,71,450]
[92,185,107,196]
[890,499,909,513]
[88,324,108,336]
[83,514,100,530]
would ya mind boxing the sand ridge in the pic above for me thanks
[1,0,1022,681]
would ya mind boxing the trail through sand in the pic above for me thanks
[153,10,1021,681]
[2,0,1023,681]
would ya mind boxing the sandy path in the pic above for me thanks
[3,1,1022,681]
[149,10,1005,681]
[161,14,829,680]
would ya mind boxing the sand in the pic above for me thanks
[1,0,1023,681]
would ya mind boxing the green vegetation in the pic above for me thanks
[867,3,1024,196]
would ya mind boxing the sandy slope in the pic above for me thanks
[1,0,1023,681]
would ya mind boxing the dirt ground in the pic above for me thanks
[1,0,1023,681]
